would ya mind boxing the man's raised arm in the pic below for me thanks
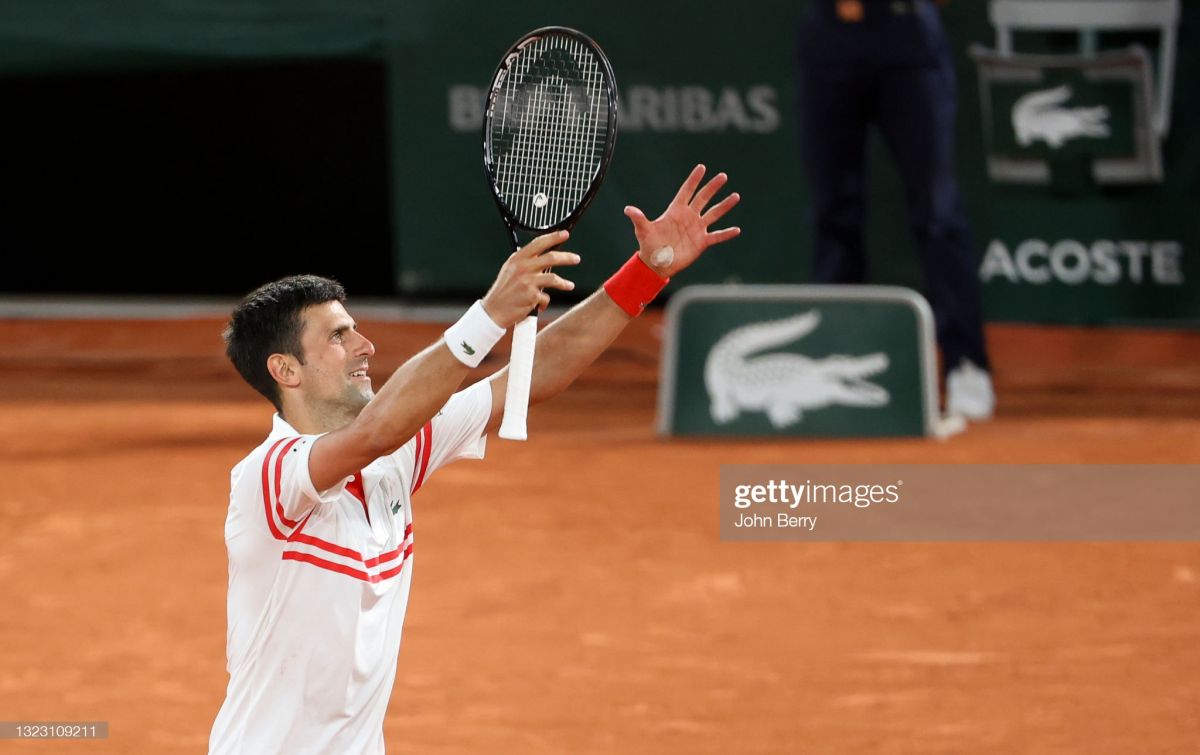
[309,234,580,491]
[486,164,740,430]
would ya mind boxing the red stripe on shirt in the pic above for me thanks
[412,421,433,494]
[272,437,303,528]
[287,522,411,565]
[346,471,369,524]
[282,550,411,583]
[376,560,408,581]
[370,548,411,583]
[411,426,424,494]
[260,437,295,541]
[364,544,404,568]
[286,510,314,541]
[289,532,363,562]
[282,551,371,581]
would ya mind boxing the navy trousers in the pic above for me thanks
[797,1,990,373]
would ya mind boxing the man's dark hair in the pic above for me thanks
[223,274,347,411]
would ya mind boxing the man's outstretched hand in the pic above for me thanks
[623,164,741,278]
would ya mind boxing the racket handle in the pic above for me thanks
[499,314,537,441]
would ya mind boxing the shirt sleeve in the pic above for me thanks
[254,433,349,538]
[406,380,492,495]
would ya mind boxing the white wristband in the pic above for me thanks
[443,300,506,368]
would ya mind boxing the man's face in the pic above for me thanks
[295,300,376,419]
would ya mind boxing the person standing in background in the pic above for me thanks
[796,0,994,419]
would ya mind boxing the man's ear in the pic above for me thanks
[267,353,301,389]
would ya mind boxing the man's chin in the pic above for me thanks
[353,388,375,412]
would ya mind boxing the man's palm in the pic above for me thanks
[624,164,740,277]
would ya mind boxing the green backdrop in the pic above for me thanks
[0,0,1195,323]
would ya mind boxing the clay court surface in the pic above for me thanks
[1,313,1197,754]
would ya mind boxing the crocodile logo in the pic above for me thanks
[1013,84,1110,149]
[461,341,476,356]
[704,311,890,428]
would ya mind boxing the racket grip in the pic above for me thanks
[499,315,537,441]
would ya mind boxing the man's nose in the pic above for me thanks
[354,331,376,357]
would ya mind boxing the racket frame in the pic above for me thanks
[481,25,619,238]
[480,26,619,441]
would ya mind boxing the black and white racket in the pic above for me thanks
[483,26,618,440]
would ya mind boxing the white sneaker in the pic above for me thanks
[946,359,995,421]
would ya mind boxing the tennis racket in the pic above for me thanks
[483,26,618,441]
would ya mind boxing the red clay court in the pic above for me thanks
[1,314,1198,753]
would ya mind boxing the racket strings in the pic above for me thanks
[489,34,610,229]
[499,37,602,223]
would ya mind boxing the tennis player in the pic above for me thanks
[209,164,738,754]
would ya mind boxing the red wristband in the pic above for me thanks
[603,254,669,317]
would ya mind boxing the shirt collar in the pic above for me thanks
[270,413,300,438]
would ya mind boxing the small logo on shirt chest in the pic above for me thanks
[390,500,403,515]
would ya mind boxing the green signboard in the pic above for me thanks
[658,286,939,438]
[972,47,1154,184]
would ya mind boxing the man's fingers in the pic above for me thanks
[701,193,741,225]
[531,250,581,270]
[533,272,575,291]
[519,229,570,258]
[536,291,551,312]
[671,164,706,206]
[705,227,741,246]
[689,172,727,212]
[623,205,651,233]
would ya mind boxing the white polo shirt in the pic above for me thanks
[209,381,491,755]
